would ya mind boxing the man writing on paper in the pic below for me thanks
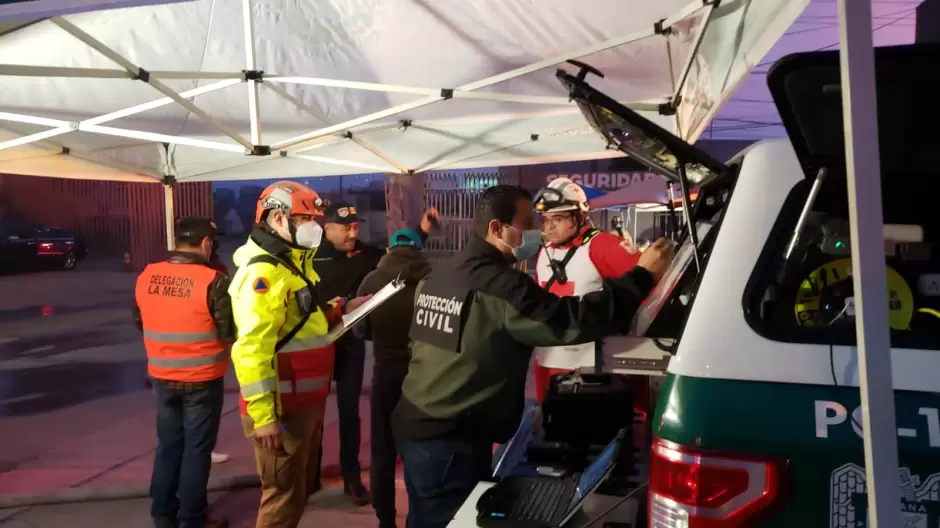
[229,181,371,528]
[532,178,644,403]
[354,228,432,528]
[392,185,674,527]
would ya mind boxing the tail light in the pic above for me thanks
[39,242,53,249]
[649,438,783,527]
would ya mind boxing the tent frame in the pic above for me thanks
[0,0,708,176]
[837,0,901,525]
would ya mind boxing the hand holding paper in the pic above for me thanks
[345,294,373,314]
[326,276,406,343]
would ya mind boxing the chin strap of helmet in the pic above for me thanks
[555,212,587,247]
[262,213,305,249]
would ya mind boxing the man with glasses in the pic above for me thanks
[532,177,645,402]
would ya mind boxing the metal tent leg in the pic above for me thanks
[163,183,175,252]
[837,1,902,526]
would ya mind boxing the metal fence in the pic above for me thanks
[0,174,212,270]
[422,171,506,260]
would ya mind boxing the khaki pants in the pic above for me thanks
[241,402,326,528]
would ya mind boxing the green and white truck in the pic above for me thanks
[557,41,940,527]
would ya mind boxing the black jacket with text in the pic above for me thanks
[391,235,653,447]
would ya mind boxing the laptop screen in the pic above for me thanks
[568,437,619,509]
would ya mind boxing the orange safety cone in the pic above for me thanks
[122,252,133,272]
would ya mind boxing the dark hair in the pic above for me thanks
[472,185,532,237]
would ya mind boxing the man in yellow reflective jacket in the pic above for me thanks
[230,181,370,528]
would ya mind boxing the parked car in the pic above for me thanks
[0,219,86,272]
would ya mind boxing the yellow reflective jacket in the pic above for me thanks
[229,228,340,427]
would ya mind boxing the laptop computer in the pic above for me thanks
[475,430,624,528]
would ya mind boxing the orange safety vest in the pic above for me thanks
[135,260,229,382]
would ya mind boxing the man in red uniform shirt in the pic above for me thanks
[532,178,648,409]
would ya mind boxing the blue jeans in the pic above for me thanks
[400,438,493,528]
[150,377,224,528]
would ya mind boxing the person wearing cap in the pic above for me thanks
[311,202,440,504]
[353,228,431,528]
[180,217,233,466]
[133,217,234,528]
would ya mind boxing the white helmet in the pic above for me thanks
[535,177,590,214]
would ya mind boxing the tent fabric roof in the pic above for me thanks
[0,0,809,183]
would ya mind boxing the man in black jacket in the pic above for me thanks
[312,201,439,503]
[355,228,431,528]
[392,186,675,527]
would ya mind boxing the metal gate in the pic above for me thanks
[423,171,506,260]
[0,174,211,269]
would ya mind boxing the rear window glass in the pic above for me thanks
[744,177,940,350]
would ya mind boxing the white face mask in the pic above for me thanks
[292,220,323,249]
[277,216,323,249]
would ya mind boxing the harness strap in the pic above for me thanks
[544,229,600,291]
[246,254,328,353]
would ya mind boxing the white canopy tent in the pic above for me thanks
[0,0,908,521]
[0,0,810,186]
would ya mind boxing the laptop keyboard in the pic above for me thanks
[509,477,572,523]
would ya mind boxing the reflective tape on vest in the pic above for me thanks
[277,334,334,353]
[143,329,219,343]
[278,376,330,394]
[240,376,279,398]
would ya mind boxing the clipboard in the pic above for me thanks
[325,275,406,342]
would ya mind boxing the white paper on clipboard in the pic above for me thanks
[325,276,406,342]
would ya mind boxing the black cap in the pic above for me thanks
[321,201,362,225]
[175,217,220,244]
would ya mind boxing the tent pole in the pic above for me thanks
[837,1,902,526]
[261,79,408,172]
[80,124,247,153]
[670,3,717,104]
[85,79,241,126]
[285,152,399,173]
[164,182,175,252]
[0,127,72,151]
[242,0,261,146]
[51,17,254,150]
[267,77,573,106]
[0,64,247,79]
[413,136,538,173]
[272,95,442,150]
[0,80,242,152]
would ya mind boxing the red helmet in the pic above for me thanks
[255,181,324,223]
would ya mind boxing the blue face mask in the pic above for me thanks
[501,226,542,262]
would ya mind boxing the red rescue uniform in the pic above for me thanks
[533,227,649,411]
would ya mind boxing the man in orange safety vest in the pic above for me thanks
[134,217,234,528]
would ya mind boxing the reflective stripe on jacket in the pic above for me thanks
[229,229,341,427]
[135,261,229,382]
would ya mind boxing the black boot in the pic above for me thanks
[344,480,371,506]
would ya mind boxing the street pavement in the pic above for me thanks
[0,254,388,526]
[0,249,538,527]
